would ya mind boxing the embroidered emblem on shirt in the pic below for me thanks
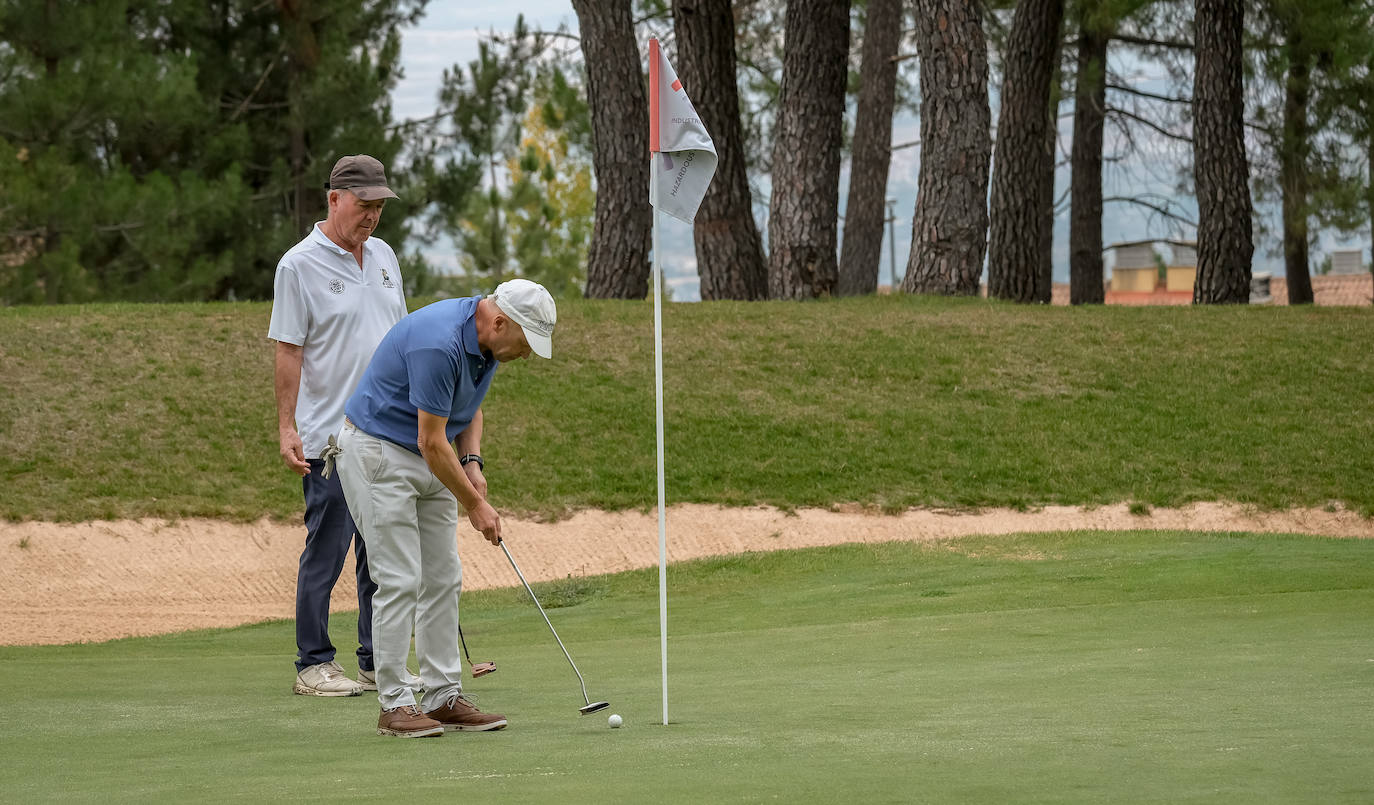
[329,279,345,295]
[380,268,395,289]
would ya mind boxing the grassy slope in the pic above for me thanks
[1,297,1371,521]
[1,531,1370,803]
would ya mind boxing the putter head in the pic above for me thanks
[579,701,610,715]
[470,661,497,677]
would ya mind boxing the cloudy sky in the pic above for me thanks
[392,2,1367,300]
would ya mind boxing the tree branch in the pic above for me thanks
[495,29,580,44]
[1107,83,1191,105]
[1109,33,1193,51]
[230,54,280,121]
[1107,106,1192,143]
[1103,195,1197,227]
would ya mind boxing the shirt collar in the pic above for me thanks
[310,221,367,257]
[462,297,487,359]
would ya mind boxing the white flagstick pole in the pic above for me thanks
[651,156,669,727]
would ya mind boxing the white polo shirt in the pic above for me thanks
[267,222,408,459]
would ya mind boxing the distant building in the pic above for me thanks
[1105,239,1193,304]
[1329,249,1365,276]
[1108,240,1158,292]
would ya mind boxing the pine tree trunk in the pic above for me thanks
[987,0,1064,302]
[41,0,61,304]
[674,0,768,300]
[1193,0,1253,304]
[1282,30,1313,305]
[278,0,322,238]
[574,0,652,299]
[838,0,903,296]
[1037,41,1063,304]
[904,0,991,296]
[1069,22,1107,305]
[767,0,851,300]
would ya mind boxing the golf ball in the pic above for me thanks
[608,714,623,728]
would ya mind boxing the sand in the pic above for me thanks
[4,502,1370,646]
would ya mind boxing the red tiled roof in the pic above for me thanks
[1266,275,1373,306]
[1046,274,1372,306]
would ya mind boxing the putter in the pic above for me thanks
[458,623,497,677]
[498,538,609,715]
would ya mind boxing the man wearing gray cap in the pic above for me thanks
[335,279,556,737]
[268,154,406,697]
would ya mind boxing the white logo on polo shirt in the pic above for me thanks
[329,279,345,294]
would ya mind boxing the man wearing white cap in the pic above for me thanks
[335,278,557,738]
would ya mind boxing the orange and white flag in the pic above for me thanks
[648,38,717,225]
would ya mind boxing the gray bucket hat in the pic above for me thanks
[327,155,399,201]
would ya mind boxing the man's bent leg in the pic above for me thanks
[415,475,464,712]
[338,425,423,710]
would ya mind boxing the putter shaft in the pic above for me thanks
[499,540,594,707]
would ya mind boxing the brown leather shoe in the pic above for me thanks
[426,695,508,732]
[377,705,445,738]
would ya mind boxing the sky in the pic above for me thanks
[392,1,1370,301]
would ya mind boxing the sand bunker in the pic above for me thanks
[4,502,1370,646]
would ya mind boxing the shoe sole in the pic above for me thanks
[377,726,445,738]
[442,719,508,732]
[358,677,422,692]
[294,682,364,697]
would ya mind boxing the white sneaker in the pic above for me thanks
[358,667,423,691]
[294,661,365,697]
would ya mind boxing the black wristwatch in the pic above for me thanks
[459,454,484,470]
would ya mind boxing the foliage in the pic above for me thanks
[406,17,592,297]
[0,0,425,305]
[1246,0,1374,244]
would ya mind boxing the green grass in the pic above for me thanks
[1,531,1370,802]
[1,297,1372,521]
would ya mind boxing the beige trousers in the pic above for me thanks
[337,420,463,711]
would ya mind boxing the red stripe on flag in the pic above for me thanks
[648,38,660,154]
[672,79,682,92]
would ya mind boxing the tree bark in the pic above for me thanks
[767,0,851,300]
[904,0,992,296]
[837,0,903,296]
[1281,26,1313,305]
[986,0,1064,302]
[1192,0,1253,304]
[277,0,323,238]
[1037,39,1064,304]
[573,0,652,299]
[674,0,768,300]
[1069,21,1108,305]
[41,0,61,305]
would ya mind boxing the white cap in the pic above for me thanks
[491,279,556,359]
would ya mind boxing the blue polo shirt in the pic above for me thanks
[344,297,498,454]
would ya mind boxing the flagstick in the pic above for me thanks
[652,159,669,727]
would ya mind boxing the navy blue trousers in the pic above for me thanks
[296,458,377,673]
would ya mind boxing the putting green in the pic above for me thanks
[2,530,1370,803]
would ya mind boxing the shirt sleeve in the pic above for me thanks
[267,264,308,346]
[406,347,459,418]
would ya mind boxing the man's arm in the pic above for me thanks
[418,409,500,545]
[456,407,486,499]
[274,341,310,477]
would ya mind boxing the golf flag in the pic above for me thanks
[648,38,717,224]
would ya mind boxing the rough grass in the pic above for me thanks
[1,296,1371,521]
[1,531,1370,802]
